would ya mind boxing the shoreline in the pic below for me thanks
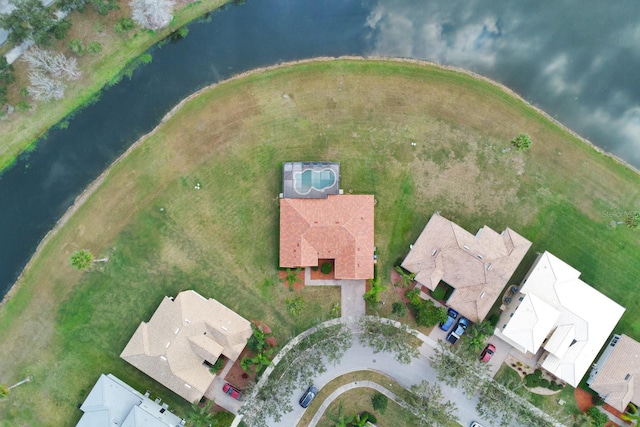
[2,56,639,308]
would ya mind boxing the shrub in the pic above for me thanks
[0,86,7,105]
[392,302,407,317]
[539,379,550,389]
[67,38,86,56]
[209,358,225,374]
[320,262,332,274]
[87,41,103,55]
[587,406,609,427]
[213,411,235,427]
[114,17,136,34]
[360,411,377,424]
[549,381,563,391]
[53,19,72,40]
[16,100,31,112]
[524,372,541,388]
[371,392,388,414]
[431,286,446,300]
[405,288,421,306]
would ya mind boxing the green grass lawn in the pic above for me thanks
[0,59,639,426]
[301,370,461,427]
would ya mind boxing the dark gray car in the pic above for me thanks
[299,385,319,408]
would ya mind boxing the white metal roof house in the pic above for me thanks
[495,251,625,387]
[76,373,185,427]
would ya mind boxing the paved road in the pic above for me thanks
[267,337,494,427]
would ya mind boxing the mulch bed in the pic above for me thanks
[574,387,594,412]
[278,268,305,291]
[223,321,278,390]
[309,259,335,280]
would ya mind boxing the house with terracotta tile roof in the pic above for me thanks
[588,334,640,412]
[401,212,531,323]
[279,162,375,280]
[495,251,625,387]
[279,194,375,280]
[120,290,252,403]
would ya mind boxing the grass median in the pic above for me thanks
[0,58,639,426]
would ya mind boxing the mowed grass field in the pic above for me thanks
[0,59,639,426]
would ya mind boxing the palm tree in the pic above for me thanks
[394,265,415,288]
[186,400,217,427]
[71,250,94,269]
[0,376,32,400]
[352,412,370,427]
[326,403,354,427]
[0,383,9,399]
[623,212,640,229]
[621,402,640,423]
[247,323,273,354]
[281,268,303,291]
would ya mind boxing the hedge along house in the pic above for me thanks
[587,334,640,412]
[120,290,252,403]
[279,162,375,280]
[401,212,532,323]
[494,251,625,387]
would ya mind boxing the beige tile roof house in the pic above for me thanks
[588,334,640,411]
[401,212,531,322]
[279,194,375,280]
[120,290,252,403]
[495,251,625,387]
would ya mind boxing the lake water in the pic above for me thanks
[0,0,639,299]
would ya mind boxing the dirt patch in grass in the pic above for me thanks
[1,59,640,425]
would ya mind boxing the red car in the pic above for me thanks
[479,344,496,362]
[223,383,242,400]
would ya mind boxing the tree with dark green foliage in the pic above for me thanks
[405,289,447,327]
[0,0,69,46]
[461,320,493,352]
[0,57,16,85]
[186,400,217,427]
[391,301,407,317]
[371,392,388,414]
[511,133,532,150]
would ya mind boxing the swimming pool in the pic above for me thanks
[293,168,337,195]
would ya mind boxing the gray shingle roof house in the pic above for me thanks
[120,290,252,403]
[588,334,640,412]
[76,373,184,427]
[401,212,531,322]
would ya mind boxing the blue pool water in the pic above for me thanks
[294,169,337,195]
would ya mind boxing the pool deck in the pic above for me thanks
[282,161,340,198]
